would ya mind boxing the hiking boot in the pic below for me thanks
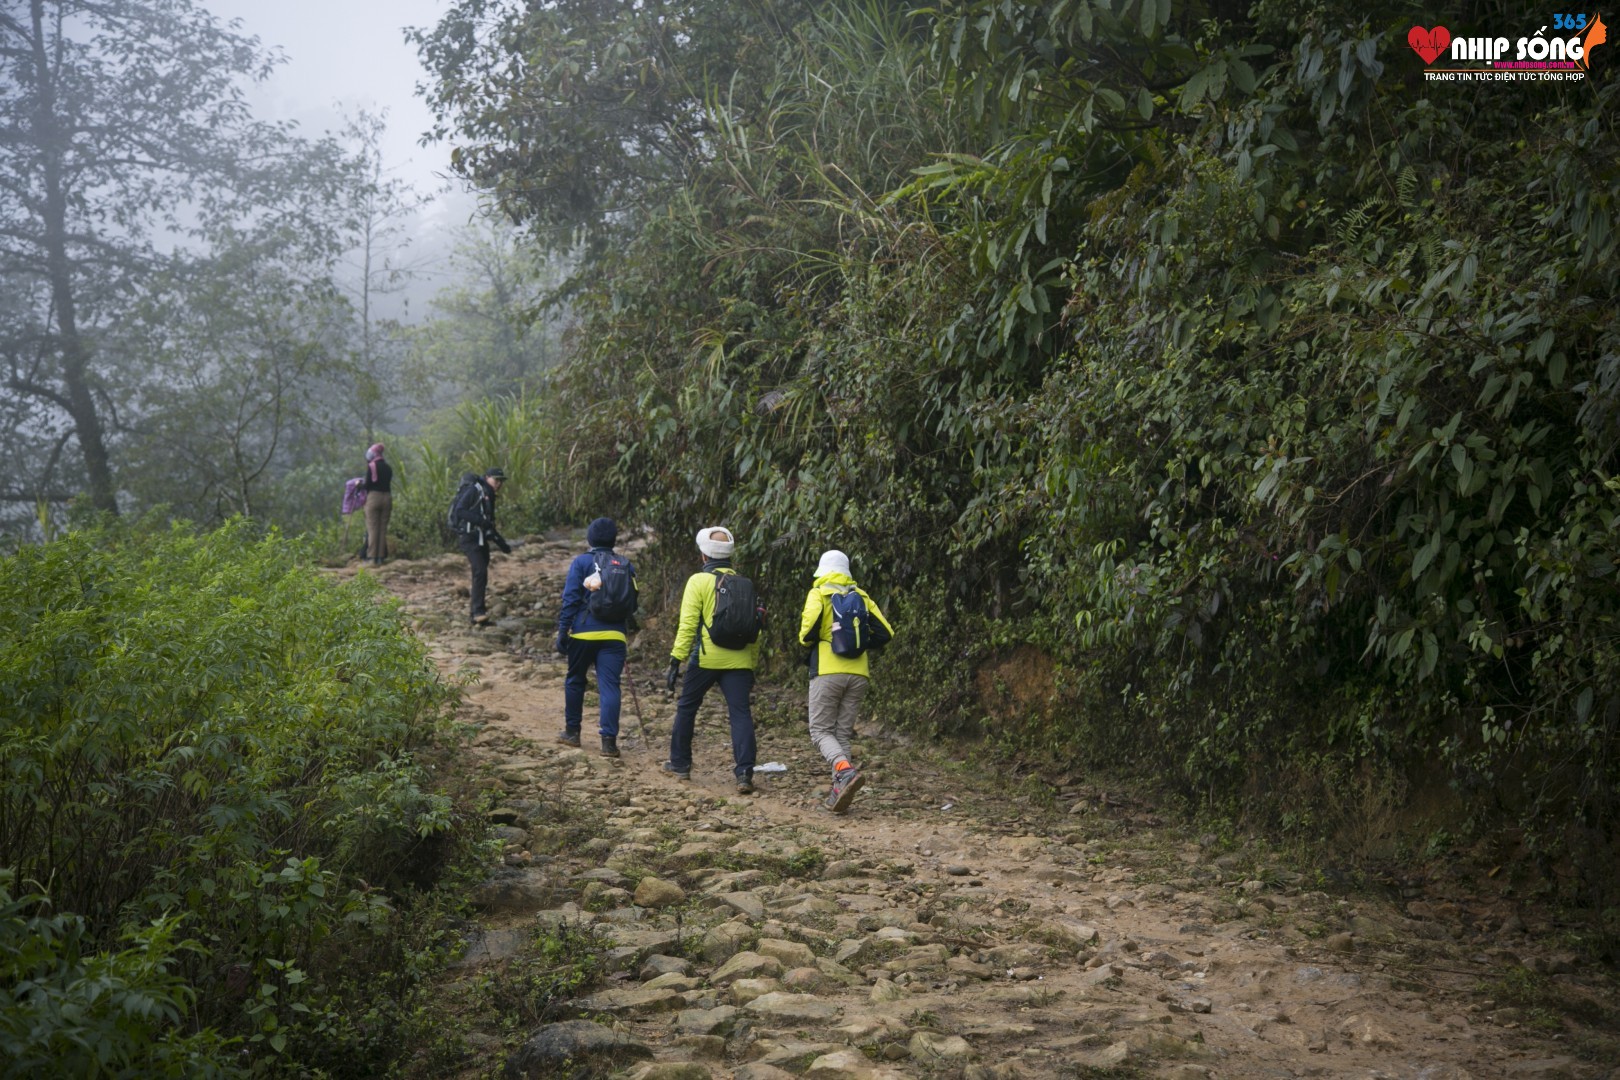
[470,613,491,627]
[736,774,755,795]
[661,761,690,780]
[600,735,620,758]
[826,767,864,813]
[556,731,581,747]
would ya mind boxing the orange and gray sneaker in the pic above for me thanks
[826,765,864,813]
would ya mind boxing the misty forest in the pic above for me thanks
[3,0,1618,1076]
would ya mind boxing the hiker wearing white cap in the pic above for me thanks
[798,549,894,813]
[664,526,762,794]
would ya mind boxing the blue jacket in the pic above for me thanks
[558,548,631,643]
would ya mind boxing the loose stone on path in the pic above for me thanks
[375,543,1602,1080]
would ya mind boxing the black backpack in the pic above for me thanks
[447,473,479,532]
[707,570,764,649]
[587,551,638,622]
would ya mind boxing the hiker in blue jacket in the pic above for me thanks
[555,517,636,758]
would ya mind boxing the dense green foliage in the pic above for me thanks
[0,522,468,1073]
[416,0,1620,893]
[1,875,234,1077]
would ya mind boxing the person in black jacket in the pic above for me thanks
[449,467,510,626]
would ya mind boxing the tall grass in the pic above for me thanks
[391,389,618,551]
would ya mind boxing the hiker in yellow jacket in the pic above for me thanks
[664,526,761,794]
[798,549,894,812]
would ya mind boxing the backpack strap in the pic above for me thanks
[701,566,737,651]
[813,583,848,641]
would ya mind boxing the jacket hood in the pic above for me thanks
[815,549,850,577]
[814,572,856,588]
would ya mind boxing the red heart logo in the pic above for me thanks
[1408,25,1452,64]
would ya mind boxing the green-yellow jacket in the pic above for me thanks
[798,572,894,677]
[671,562,759,670]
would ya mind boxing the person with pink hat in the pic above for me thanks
[361,443,392,566]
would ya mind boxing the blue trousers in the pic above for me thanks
[668,664,756,779]
[564,639,626,737]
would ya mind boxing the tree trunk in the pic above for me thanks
[31,0,118,515]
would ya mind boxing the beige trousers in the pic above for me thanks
[808,672,867,772]
[363,490,392,562]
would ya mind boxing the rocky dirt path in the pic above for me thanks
[351,538,1614,1080]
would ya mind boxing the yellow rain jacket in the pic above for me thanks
[671,564,759,670]
[797,572,894,677]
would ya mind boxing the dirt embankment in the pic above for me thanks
[349,537,1617,1080]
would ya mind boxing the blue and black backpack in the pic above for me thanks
[588,552,638,622]
[827,586,871,658]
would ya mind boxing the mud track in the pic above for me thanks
[349,536,1613,1080]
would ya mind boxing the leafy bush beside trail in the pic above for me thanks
[414,0,1620,905]
[0,521,469,1074]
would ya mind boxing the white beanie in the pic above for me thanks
[696,526,735,559]
[815,549,850,578]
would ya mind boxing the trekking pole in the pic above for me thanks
[622,657,651,753]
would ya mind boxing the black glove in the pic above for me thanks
[493,534,512,555]
[665,657,682,693]
[554,631,568,655]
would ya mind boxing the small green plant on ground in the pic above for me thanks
[906,1008,943,1031]
[1487,966,1617,1032]
[483,922,603,1032]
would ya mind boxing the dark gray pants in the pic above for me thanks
[668,666,756,780]
[458,535,489,618]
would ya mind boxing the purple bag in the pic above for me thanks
[342,477,368,515]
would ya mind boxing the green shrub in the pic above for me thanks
[0,873,238,1077]
[0,519,466,1070]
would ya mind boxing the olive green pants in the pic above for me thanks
[363,490,392,562]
